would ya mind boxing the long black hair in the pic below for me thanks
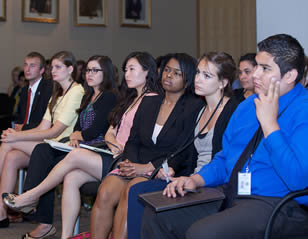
[108,51,163,127]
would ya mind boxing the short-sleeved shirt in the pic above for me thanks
[43,84,84,141]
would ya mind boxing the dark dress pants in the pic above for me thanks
[127,179,167,239]
[23,143,67,224]
[141,194,308,239]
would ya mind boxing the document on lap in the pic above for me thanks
[44,139,113,155]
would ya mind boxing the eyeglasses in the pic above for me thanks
[85,68,103,74]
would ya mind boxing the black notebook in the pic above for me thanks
[139,187,225,212]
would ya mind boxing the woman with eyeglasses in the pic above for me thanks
[2,55,118,239]
[3,52,161,239]
[0,51,84,230]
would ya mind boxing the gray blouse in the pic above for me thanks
[193,108,214,174]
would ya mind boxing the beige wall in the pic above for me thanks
[198,0,256,63]
[0,0,197,92]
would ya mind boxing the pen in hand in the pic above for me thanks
[162,160,170,183]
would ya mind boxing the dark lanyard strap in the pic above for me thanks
[150,96,224,179]
[81,91,103,122]
[115,91,147,136]
[51,81,74,125]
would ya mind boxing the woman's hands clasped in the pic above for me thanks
[1,128,19,143]
[117,159,154,177]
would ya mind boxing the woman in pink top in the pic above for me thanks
[5,52,162,238]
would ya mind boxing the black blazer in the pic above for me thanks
[16,78,53,130]
[123,94,204,176]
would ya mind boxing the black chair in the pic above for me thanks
[0,93,14,134]
[264,188,308,239]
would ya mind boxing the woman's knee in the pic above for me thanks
[0,142,11,151]
[3,151,27,171]
[65,148,89,165]
[96,178,123,207]
[63,170,84,188]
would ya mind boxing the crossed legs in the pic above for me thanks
[10,147,103,238]
[0,141,40,221]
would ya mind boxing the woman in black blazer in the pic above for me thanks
[90,53,203,239]
[127,52,240,239]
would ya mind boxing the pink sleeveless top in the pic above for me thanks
[115,93,156,148]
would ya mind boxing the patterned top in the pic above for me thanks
[79,103,105,145]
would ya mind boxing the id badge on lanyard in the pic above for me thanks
[238,166,251,195]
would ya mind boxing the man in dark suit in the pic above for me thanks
[14,52,53,131]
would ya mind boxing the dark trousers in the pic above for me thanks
[24,143,66,224]
[127,179,167,239]
[141,194,308,239]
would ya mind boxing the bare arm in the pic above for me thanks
[69,131,83,148]
[105,125,124,155]
[1,119,67,143]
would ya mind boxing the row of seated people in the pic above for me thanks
[1,33,308,239]
[0,49,245,238]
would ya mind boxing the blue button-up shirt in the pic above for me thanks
[198,83,308,205]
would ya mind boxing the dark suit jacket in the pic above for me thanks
[123,94,204,176]
[16,78,53,130]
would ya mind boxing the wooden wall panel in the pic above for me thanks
[197,0,256,63]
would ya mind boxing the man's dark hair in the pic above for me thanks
[258,34,305,84]
[26,52,46,70]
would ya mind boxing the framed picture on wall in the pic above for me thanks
[75,0,107,26]
[120,0,151,28]
[22,0,58,23]
[0,0,6,21]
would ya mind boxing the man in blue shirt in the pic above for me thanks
[140,34,308,239]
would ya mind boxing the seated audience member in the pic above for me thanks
[127,52,240,239]
[11,71,28,115]
[8,66,23,97]
[113,64,120,88]
[141,34,308,239]
[155,55,170,74]
[233,53,257,102]
[3,51,161,238]
[90,53,204,239]
[43,59,52,81]
[76,60,86,85]
[14,52,53,131]
[0,51,84,229]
